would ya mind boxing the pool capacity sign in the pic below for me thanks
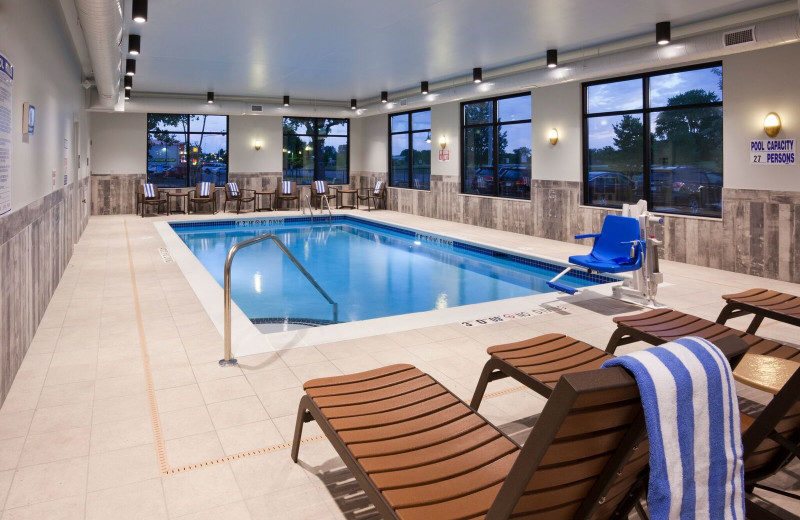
[750,139,795,166]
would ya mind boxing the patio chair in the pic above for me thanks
[606,308,800,362]
[291,363,651,520]
[716,288,800,335]
[223,182,255,214]
[276,180,299,210]
[189,181,216,214]
[311,180,335,210]
[356,180,386,211]
[138,183,167,217]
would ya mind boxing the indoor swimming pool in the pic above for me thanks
[171,216,618,325]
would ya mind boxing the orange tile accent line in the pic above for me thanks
[483,385,526,398]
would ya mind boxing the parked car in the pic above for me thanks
[497,166,531,198]
[201,162,227,174]
[587,171,636,206]
[650,166,722,215]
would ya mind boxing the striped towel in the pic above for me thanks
[143,183,156,198]
[199,181,211,197]
[602,337,745,520]
[374,180,384,194]
[282,180,292,195]
[227,182,239,197]
[314,180,326,195]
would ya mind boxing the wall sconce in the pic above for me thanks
[439,135,447,149]
[764,112,781,138]
[254,139,262,151]
[548,128,559,145]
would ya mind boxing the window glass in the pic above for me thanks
[649,66,722,108]
[320,119,348,136]
[411,132,431,190]
[147,133,187,188]
[282,118,349,184]
[391,114,409,133]
[148,114,188,133]
[147,114,227,186]
[498,95,531,122]
[411,110,431,131]
[586,78,643,114]
[463,127,494,195]
[464,100,493,125]
[389,110,430,190]
[497,123,531,199]
[391,134,410,188]
[283,135,314,184]
[321,136,348,184]
[586,115,643,207]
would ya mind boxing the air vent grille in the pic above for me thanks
[250,104,263,112]
[723,27,755,47]
[399,98,408,107]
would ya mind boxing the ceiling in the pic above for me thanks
[119,0,784,101]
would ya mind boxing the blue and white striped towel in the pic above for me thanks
[199,181,211,197]
[374,180,383,193]
[227,182,239,197]
[143,183,155,198]
[603,337,745,520]
[282,180,292,194]
[314,180,326,194]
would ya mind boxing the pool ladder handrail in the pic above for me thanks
[302,193,333,221]
[220,233,339,366]
[302,194,314,216]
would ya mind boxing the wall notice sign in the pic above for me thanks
[438,149,450,162]
[0,52,13,216]
[750,139,795,165]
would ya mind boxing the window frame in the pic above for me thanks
[460,92,532,199]
[388,108,431,190]
[282,117,350,185]
[582,61,723,215]
[145,113,229,187]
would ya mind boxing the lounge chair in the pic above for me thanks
[223,182,255,213]
[189,181,216,214]
[311,180,335,210]
[607,308,800,362]
[276,180,299,210]
[291,363,651,520]
[717,288,800,335]
[138,183,167,217]
[356,180,386,211]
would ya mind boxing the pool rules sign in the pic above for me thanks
[750,139,795,166]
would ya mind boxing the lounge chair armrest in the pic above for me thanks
[574,233,601,240]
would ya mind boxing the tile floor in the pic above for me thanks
[0,210,798,519]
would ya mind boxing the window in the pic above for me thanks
[147,114,228,187]
[283,118,349,185]
[389,109,431,189]
[583,63,722,217]
[461,93,531,199]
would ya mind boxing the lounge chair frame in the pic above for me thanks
[276,180,299,210]
[311,180,336,209]
[138,184,167,217]
[189,182,217,214]
[223,183,255,214]
[356,182,386,211]
[716,288,800,335]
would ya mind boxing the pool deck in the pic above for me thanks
[0,209,798,519]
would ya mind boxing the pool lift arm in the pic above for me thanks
[547,200,665,308]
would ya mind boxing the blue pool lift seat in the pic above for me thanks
[547,215,644,294]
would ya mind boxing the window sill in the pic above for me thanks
[578,204,723,221]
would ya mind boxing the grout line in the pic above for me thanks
[483,385,526,398]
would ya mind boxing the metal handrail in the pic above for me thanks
[320,192,333,220]
[220,233,338,366]
[302,194,314,215]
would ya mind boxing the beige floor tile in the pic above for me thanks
[87,443,160,492]
[92,393,150,425]
[272,414,323,443]
[245,485,336,520]
[86,478,168,520]
[0,411,33,442]
[198,376,255,405]
[0,494,85,520]
[216,420,285,456]
[164,431,225,468]
[289,361,342,384]
[191,362,243,383]
[160,406,214,440]
[37,381,95,409]
[17,428,90,468]
[4,457,88,509]
[93,374,147,399]
[172,500,252,520]
[0,388,40,415]
[151,366,197,390]
[245,368,301,395]
[89,417,154,454]
[256,386,306,419]
[28,402,92,436]
[0,468,13,510]
[162,463,243,518]
[207,396,269,430]
[277,346,327,367]
[0,437,25,472]
[155,384,205,413]
[229,449,310,500]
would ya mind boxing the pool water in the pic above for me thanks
[172,217,616,325]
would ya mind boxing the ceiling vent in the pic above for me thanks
[399,98,408,107]
[250,104,263,113]
[723,26,755,47]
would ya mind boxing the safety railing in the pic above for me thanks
[219,233,338,366]
[302,195,314,215]
[320,192,333,220]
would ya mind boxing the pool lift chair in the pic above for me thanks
[546,200,665,308]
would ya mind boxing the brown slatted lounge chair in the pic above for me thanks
[223,182,255,213]
[138,183,167,217]
[292,363,651,520]
[739,355,800,519]
[189,181,216,214]
[356,180,386,211]
[311,180,335,209]
[606,308,800,362]
[276,180,299,210]
[717,288,800,335]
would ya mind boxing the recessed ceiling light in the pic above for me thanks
[381,91,388,103]
[132,0,147,23]
[473,67,482,83]
[124,76,132,90]
[207,91,214,104]
[546,49,557,68]
[351,98,357,110]
[421,81,429,95]
[128,34,140,55]
[283,95,290,107]
[125,59,136,76]
[656,21,671,45]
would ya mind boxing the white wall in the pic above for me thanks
[358,113,388,173]
[228,116,282,172]
[431,102,461,178]
[90,112,146,175]
[531,82,582,182]
[0,0,89,212]
[723,42,800,192]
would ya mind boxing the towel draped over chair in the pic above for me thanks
[199,181,211,197]
[226,182,239,197]
[143,183,156,198]
[282,180,293,194]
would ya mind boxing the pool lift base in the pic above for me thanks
[547,200,666,309]
[219,358,239,367]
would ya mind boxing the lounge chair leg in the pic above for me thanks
[606,328,629,354]
[290,396,314,463]
[746,315,765,335]
[715,304,737,326]
[470,362,496,411]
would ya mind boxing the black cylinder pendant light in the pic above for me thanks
[381,91,388,103]
[125,58,136,76]
[132,0,147,23]
[283,95,290,106]
[421,81,429,95]
[546,49,558,68]
[124,76,132,90]
[656,21,671,45]
[128,34,141,55]
[351,99,357,110]
[472,67,482,83]
[207,92,214,104]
